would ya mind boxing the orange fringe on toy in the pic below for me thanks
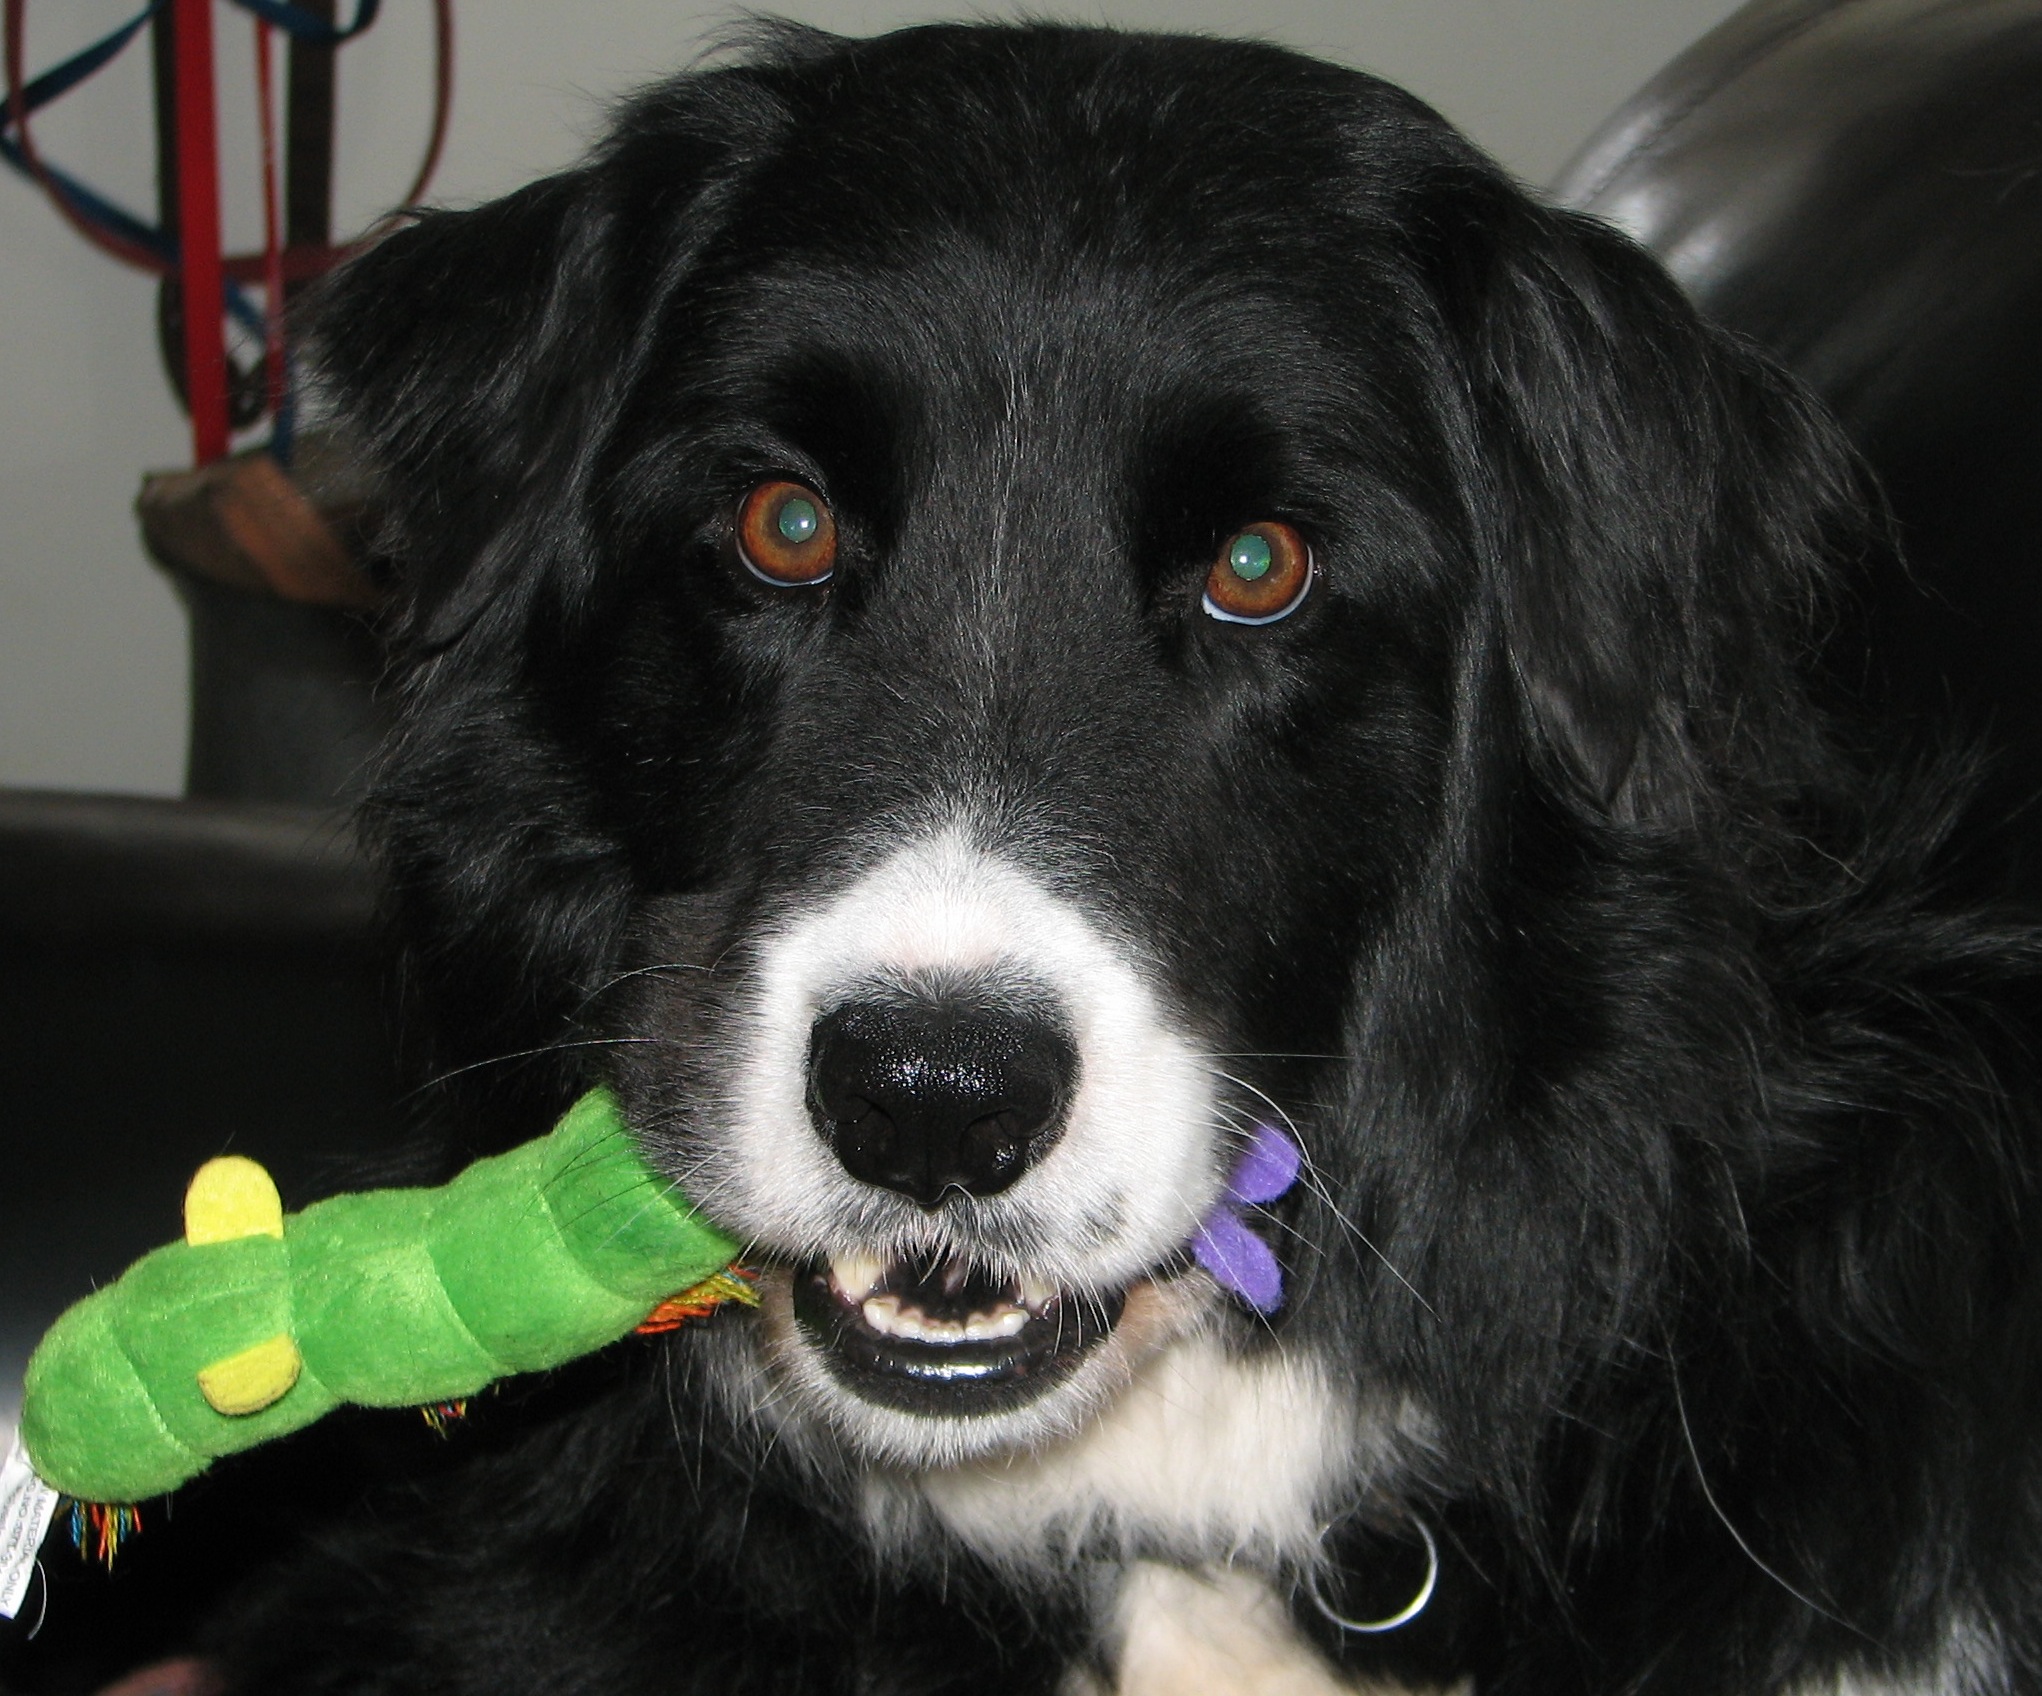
[418,1400,469,1436]
[634,1267,760,1333]
[69,1500,142,1570]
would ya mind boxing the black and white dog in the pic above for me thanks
[227,21,2042,1695]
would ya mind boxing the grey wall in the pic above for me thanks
[0,0,1743,795]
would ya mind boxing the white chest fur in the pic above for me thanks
[1102,1563,1356,1696]
[910,1334,1351,1565]
[883,1330,1430,1572]
[859,1332,1432,1691]
[1073,1563,1458,1696]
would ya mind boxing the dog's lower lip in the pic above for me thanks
[790,1252,1126,1415]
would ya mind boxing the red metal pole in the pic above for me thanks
[254,18,286,429]
[172,0,228,465]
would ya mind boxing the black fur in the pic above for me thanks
[222,22,2042,1695]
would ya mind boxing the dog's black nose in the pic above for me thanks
[807,1001,1077,1206]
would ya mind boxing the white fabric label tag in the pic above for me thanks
[0,1430,59,1620]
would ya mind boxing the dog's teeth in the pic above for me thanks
[1018,1275,1056,1312]
[863,1295,930,1341]
[860,1291,1033,1346]
[832,1253,887,1301]
[851,1272,1047,1347]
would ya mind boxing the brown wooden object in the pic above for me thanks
[137,446,382,612]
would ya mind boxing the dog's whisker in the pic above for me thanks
[573,959,722,1015]
[1668,1357,1880,1647]
[1206,1070,1438,1321]
[1206,1068,1313,1155]
[401,1034,666,1099]
[1195,1051,1350,1064]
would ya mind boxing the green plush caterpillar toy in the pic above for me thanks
[18,1089,749,1507]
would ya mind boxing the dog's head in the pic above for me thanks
[317,23,1863,1520]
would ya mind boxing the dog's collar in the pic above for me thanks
[1307,1515,1440,1635]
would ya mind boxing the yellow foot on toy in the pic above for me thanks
[183,1156,285,1245]
[196,1332,303,1415]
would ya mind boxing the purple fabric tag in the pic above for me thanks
[1191,1120,1302,1314]
[1227,1118,1302,1205]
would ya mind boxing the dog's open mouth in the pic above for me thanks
[790,1251,1127,1416]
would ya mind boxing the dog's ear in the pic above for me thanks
[306,66,792,647]
[307,175,606,644]
[1436,193,1866,818]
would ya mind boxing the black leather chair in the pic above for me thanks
[1555,0,2042,877]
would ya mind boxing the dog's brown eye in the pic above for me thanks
[737,481,838,585]
[1203,522,1312,624]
